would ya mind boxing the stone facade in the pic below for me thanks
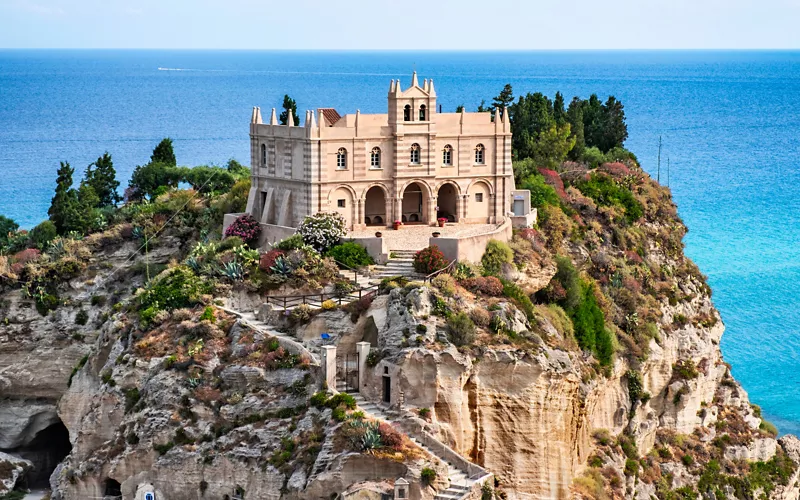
[244,72,516,231]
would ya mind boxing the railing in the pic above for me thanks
[264,285,378,310]
[423,259,456,283]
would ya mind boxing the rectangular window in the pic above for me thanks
[475,193,483,202]
[337,199,346,208]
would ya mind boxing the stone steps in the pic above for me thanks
[347,392,475,499]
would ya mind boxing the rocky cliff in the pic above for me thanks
[0,163,796,500]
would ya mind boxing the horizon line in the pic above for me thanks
[2,47,800,52]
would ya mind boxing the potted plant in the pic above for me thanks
[375,231,383,238]
[437,217,447,228]
[393,220,403,230]
[432,231,441,238]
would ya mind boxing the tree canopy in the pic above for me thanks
[279,95,300,126]
[84,152,120,207]
[151,138,177,166]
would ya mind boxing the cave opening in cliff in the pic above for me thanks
[104,478,122,497]
[14,420,72,488]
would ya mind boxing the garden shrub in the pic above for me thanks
[518,170,561,208]
[325,241,374,269]
[224,214,261,246]
[469,307,491,327]
[274,234,306,251]
[459,276,503,296]
[431,273,456,296]
[481,239,514,276]
[412,245,449,275]
[446,312,476,346]
[571,282,614,366]
[673,359,699,380]
[321,299,337,310]
[298,212,347,252]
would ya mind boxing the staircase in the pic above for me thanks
[339,387,481,500]
[369,250,425,281]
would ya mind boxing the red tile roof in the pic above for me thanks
[319,108,341,126]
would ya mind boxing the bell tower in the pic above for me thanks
[387,72,437,130]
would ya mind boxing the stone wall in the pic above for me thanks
[432,218,512,263]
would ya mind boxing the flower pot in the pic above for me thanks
[432,232,441,238]
[393,222,402,230]
[438,220,445,227]
[375,232,383,238]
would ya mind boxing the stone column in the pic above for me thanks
[384,196,393,227]
[356,198,365,229]
[427,197,437,225]
[489,193,497,224]
[460,194,469,223]
[396,197,403,224]
[356,342,371,394]
[320,345,337,391]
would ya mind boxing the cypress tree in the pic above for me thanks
[0,215,19,246]
[279,95,300,126]
[553,92,567,126]
[566,97,586,161]
[151,138,177,166]
[84,152,120,207]
[49,161,79,234]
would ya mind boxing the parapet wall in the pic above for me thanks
[432,218,513,264]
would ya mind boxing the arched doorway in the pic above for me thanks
[401,182,429,223]
[436,183,458,222]
[364,186,387,226]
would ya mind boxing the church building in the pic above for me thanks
[244,72,518,231]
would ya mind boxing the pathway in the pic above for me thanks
[348,223,499,252]
[336,381,485,500]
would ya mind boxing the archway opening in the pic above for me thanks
[436,183,458,222]
[330,187,354,229]
[401,182,428,224]
[12,421,72,488]
[364,186,387,226]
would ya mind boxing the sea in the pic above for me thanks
[2,49,800,435]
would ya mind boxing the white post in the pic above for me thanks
[356,341,371,394]
[321,345,337,391]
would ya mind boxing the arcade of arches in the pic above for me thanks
[337,179,495,229]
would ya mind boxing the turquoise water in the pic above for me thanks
[2,50,800,433]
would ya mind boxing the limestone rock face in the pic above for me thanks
[0,451,33,493]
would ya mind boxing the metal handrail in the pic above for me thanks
[263,283,378,310]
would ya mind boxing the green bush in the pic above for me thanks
[518,171,561,208]
[310,391,330,408]
[446,312,476,346]
[326,392,357,410]
[137,266,212,325]
[431,273,456,296]
[421,467,437,485]
[673,360,699,380]
[575,173,643,223]
[571,282,614,366]
[326,242,374,269]
[29,220,58,249]
[274,234,305,251]
[74,309,88,325]
[500,279,535,320]
[481,239,514,276]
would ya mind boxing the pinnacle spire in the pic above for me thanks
[310,109,317,128]
[411,71,419,88]
[428,79,436,96]
[254,106,263,124]
[287,110,295,127]
[270,108,278,125]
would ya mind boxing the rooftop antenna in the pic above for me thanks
[667,156,670,188]
[657,135,662,184]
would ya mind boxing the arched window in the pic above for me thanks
[419,104,427,121]
[474,144,485,165]
[404,105,411,122]
[261,144,267,166]
[337,148,347,169]
[442,145,453,166]
[410,143,421,165]
[370,147,381,169]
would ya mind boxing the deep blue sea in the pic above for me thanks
[2,50,800,434]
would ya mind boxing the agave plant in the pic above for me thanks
[360,424,383,452]
[221,261,245,281]
[131,226,145,241]
[47,238,66,258]
[269,255,292,276]
[185,255,202,273]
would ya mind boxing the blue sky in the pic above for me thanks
[2,0,800,49]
